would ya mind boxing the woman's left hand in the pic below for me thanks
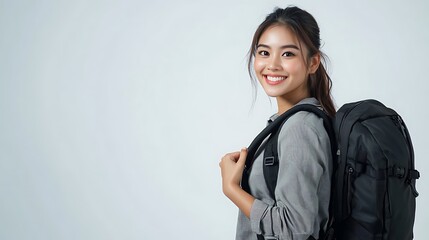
[219,148,248,195]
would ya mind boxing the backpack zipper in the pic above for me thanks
[391,115,420,197]
[336,101,365,220]
[345,165,354,215]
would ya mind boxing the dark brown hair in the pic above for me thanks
[248,6,335,117]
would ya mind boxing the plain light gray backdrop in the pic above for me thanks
[0,0,428,239]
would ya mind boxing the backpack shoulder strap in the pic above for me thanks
[242,104,335,240]
[242,104,333,193]
[263,125,281,199]
[258,104,336,240]
[262,104,336,200]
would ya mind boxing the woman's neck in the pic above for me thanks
[276,92,310,115]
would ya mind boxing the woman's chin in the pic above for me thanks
[263,91,282,98]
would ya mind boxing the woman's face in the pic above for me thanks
[254,24,318,103]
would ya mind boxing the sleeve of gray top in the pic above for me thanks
[249,112,332,240]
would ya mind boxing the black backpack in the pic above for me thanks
[241,99,420,240]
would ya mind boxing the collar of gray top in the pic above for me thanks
[268,97,322,124]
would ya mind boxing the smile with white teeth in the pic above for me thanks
[266,75,287,82]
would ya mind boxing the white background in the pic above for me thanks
[0,0,428,239]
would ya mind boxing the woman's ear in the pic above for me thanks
[308,53,321,74]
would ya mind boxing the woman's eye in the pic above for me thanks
[258,50,269,56]
[282,51,295,57]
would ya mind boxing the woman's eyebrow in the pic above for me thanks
[256,44,300,50]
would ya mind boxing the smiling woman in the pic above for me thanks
[253,25,320,113]
[248,8,335,117]
[219,6,335,240]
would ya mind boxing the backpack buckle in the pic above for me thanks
[395,167,405,178]
[264,156,276,166]
[389,166,406,178]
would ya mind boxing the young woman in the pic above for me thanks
[219,6,335,240]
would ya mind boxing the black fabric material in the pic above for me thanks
[333,99,419,240]
[263,132,280,200]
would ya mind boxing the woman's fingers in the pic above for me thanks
[221,151,240,163]
[237,148,248,166]
[219,148,248,193]
[219,148,247,168]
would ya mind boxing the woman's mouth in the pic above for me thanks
[264,75,287,85]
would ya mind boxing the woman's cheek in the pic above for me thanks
[253,60,265,80]
[283,60,302,74]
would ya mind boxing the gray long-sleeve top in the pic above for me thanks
[236,98,333,240]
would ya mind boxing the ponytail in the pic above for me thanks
[308,53,335,117]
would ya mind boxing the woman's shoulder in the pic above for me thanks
[282,110,325,136]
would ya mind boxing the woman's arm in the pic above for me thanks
[219,148,255,218]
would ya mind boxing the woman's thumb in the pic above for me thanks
[237,147,248,165]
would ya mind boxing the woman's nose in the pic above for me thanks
[267,57,281,71]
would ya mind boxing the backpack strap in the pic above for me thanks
[242,104,336,193]
[262,104,336,200]
[261,105,336,240]
[263,127,281,200]
[241,104,336,240]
